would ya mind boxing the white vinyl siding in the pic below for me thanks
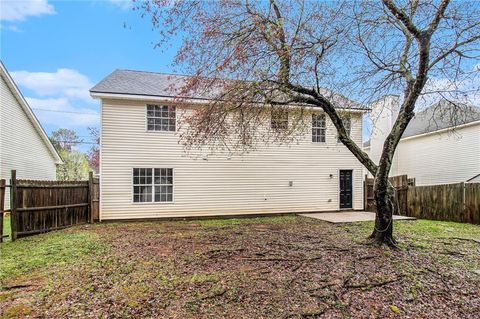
[0,74,58,208]
[100,99,365,220]
[389,122,480,186]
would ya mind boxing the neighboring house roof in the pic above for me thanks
[363,99,480,147]
[402,99,480,138]
[0,61,63,164]
[90,69,368,110]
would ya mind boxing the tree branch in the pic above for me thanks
[382,0,422,38]
[282,82,379,175]
[429,34,480,70]
[427,0,450,34]
[269,0,291,83]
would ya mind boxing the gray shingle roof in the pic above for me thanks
[91,70,219,100]
[363,99,480,147]
[402,100,480,138]
[90,69,368,110]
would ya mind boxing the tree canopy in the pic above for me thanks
[136,0,480,245]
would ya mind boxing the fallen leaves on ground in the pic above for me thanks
[1,216,479,318]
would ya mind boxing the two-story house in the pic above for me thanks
[90,69,368,220]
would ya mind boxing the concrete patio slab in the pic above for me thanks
[298,211,416,223]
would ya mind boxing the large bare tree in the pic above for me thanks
[136,0,480,246]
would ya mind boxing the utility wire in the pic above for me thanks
[51,140,98,145]
[33,108,99,115]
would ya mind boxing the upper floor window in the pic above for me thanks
[312,114,326,143]
[147,105,176,132]
[338,117,351,143]
[271,109,288,130]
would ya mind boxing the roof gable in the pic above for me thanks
[0,61,63,164]
[402,100,480,138]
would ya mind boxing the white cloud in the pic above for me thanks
[10,67,99,130]
[0,0,55,22]
[420,75,480,109]
[10,68,93,102]
[0,23,22,32]
[106,0,133,10]
[26,97,99,128]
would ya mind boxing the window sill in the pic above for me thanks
[145,130,177,134]
[131,201,175,205]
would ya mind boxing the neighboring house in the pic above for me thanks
[0,61,63,207]
[90,69,369,220]
[364,95,480,186]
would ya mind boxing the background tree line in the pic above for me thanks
[49,128,99,181]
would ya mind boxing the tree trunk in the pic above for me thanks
[369,177,397,247]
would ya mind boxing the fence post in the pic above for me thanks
[10,170,17,241]
[0,179,5,243]
[88,171,94,224]
[363,174,368,211]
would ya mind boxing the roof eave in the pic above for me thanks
[1,61,63,165]
[401,119,480,141]
[90,91,371,112]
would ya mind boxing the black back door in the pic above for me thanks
[339,170,353,209]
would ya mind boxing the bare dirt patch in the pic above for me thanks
[1,216,479,318]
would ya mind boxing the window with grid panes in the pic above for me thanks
[312,114,326,143]
[271,109,288,130]
[146,105,176,131]
[133,168,173,202]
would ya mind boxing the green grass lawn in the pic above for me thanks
[1,216,479,318]
[2,215,11,242]
[0,228,106,283]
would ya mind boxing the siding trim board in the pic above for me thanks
[91,92,369,113]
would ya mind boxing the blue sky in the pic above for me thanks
[0,0,377,150]
[1,0,180,149]
[2,1,477,150]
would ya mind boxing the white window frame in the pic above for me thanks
[312,113,326,143]
[337,116,351,143]
[146,104,177,132]
[132,168,175,204]
[271,109,289,130]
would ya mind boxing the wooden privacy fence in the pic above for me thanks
[365,175,480,224]
[1,170,99,241]
[407,183,480,224]
[364,174,414,212]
